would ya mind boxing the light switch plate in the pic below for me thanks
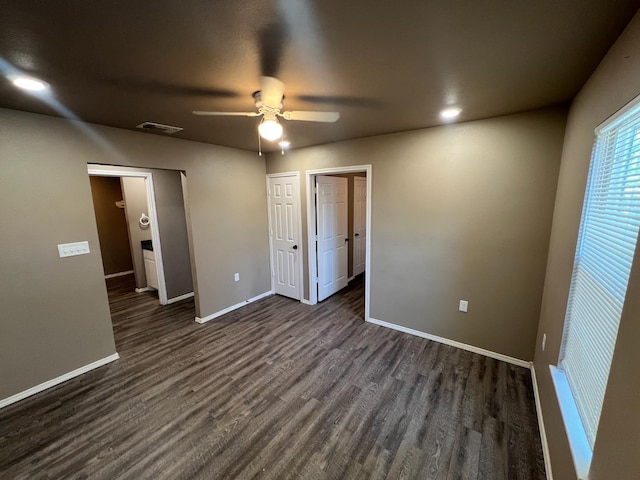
[58,241,90,258]
[234,273,240,282]
[459,300,469,313]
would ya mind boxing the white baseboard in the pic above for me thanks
[366,317,531,369]
[0,353,120,410]
[531,365,554,480]
[104,270,134,279]
[347,276,355,283]
[301,298,312,305]
[167,292,194,304]
[195,290,273,324]
[135,287,153,293]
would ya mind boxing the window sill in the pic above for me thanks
[549,365,592,480]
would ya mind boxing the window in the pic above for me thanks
[553,96,640,477]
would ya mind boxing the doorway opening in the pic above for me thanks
[88,175,135,283]
[306,165,372,321]
[89,167,168,304]
[88,165,194,309]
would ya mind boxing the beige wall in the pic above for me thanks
[89,176,133,275]
[152,169,193,298]
[181,172,200,302]
[121,176,152,288]
[0,130,118,399]
[0,108,270,401]
[267,107,567,360]
[534,13,640,480]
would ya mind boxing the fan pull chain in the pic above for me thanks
[258,130,262,156]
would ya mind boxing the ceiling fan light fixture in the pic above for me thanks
[258,117,283,141]
[440,107,462,120]
[279,140,291,148]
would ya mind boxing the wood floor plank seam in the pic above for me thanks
[0,274,546,480]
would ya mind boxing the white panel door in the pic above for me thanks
[317,175,348,301]
[268,175,301,300]
[353,176,367,276]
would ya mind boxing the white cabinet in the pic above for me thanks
[143,248,159,290]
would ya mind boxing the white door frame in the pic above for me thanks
[87,166,169,305]
[306,165,372,321]
[266,172,304,301]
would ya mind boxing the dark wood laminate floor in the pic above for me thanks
[0,275,546,480]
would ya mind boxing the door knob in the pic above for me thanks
[292,245,298,250]
[345,238,349,242]
[355,233,360,237]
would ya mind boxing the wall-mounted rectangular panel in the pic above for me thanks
[57,241,90,258]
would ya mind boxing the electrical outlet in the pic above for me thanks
[58,241,90,258]
[542,333,547,351]
[459,300,468,313]
[234,273,240,282]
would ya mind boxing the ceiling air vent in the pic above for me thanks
[136,121,183,134]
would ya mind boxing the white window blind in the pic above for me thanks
[560,99,640,449]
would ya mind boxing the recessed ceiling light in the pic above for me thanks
[11,76,49,92]
[440,107,461,120]
[279,140,291,148]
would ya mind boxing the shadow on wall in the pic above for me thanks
[89,176,134,277]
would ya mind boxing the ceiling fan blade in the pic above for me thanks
[258,23,288,78]
[260,76,285,108]
[192,111,260,117]
[295,94,382,108]
[282,111,340,123]
[93,75,239,98]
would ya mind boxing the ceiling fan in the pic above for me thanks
[193,76,340,145]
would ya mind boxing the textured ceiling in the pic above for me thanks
[0,1,638,151]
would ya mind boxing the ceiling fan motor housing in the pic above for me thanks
[253,90,283,110]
